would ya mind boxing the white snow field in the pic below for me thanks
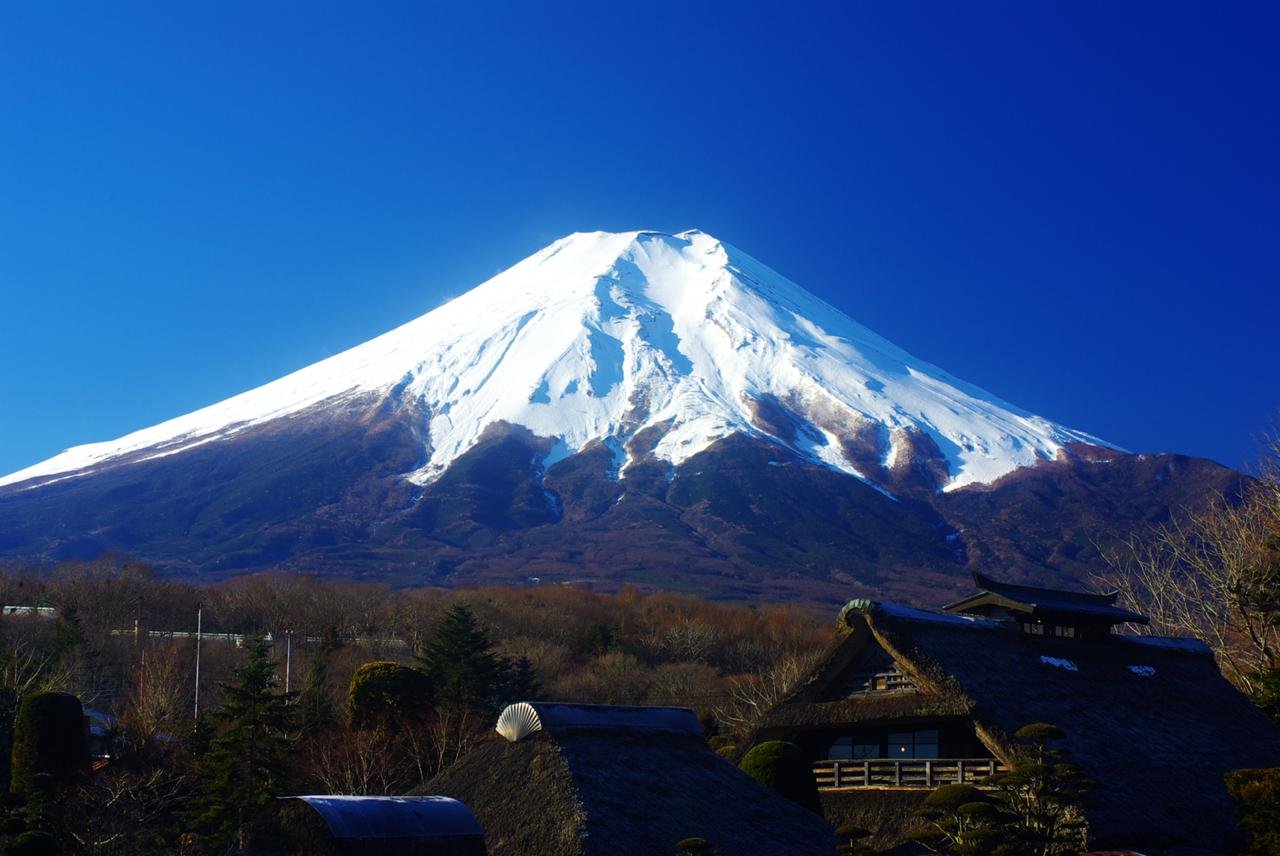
[0,230,1108,492]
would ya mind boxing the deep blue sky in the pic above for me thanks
[1,2,1276,476]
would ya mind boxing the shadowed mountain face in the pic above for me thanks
[0,402,1241,607]
[0,230,1244,604]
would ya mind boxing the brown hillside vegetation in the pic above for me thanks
[0,559,832,852]
[0,556,828,734]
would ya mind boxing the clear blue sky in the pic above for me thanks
[1,2,1276,475]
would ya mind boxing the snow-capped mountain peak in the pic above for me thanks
[0,229,1108,492]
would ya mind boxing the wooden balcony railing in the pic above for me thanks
[813,758,1007,789]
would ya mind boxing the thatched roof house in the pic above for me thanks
[249,795,485,855]
[752,574,1280,852]
[424,702,834,855]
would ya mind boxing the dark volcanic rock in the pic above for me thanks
[0,402,1246,607]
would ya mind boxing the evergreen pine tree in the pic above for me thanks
[416,604,505,712]
[499,655,541,706]
[48,606,86,665]
[1253,658,1280,727]
[985,723,1093,854]
[297,627,341,736]
[183,713,215,763]
[181,636,294,851]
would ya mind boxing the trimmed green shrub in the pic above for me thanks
[707,734,734,752]
[834,822,872,856]
[737,740,821,813]
[675,836,712,855]
[9,692,86,795]
[922,783,988,812]
[1226,767,1280,855]
[347,661,434,729]
[911,784,1004,854]
[6,830,57,856]
[1013,722,1065,745]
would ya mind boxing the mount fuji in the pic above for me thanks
[0,230,1240,603]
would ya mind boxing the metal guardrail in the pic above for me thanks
[813,757,1006,789]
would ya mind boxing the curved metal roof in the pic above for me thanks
[292,795,483,839]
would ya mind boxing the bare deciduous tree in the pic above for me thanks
[122,642,192,751]
[0,630,73,700]
[428,706,483,776]
[713,650,821,736]
[66,764,191,854]
[1099,435,1280,695]
[304,726,415,795]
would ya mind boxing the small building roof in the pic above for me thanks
[942,571,1149,626]
[292,796,483,840]
[252,795,485,855]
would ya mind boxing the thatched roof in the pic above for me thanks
[423,713,835,855]
[755,605,974,733]
[759,600,1280,851]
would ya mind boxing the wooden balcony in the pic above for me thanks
[813,758,1007,790]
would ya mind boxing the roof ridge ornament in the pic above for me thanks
[496,702,543,742]
[495,701,703,742]
[837,598,878,625]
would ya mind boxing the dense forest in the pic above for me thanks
[0,559,829,853]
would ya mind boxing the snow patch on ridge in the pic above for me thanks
[0,229,1111,492]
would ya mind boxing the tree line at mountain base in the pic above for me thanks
[0,561,829,852]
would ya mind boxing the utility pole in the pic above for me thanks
[285,629,293,695]
[194,604,203,721]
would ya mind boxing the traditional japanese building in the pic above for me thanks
[750,572,1280,851]
[424,702,835,855]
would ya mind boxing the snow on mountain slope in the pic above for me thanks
[0,229,1110,492]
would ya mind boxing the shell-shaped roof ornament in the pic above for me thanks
[496,702,543,742]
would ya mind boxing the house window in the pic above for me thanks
[1053,625,1076,639]
[888,729,940,759]
[1023,621,1045,635]
[828,736,880,760]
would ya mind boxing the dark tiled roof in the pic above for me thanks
[943,572,1149,625]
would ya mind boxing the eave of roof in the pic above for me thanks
[943,591,1150,625]
[973,571,1121,605]
[942,572,1149,625]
